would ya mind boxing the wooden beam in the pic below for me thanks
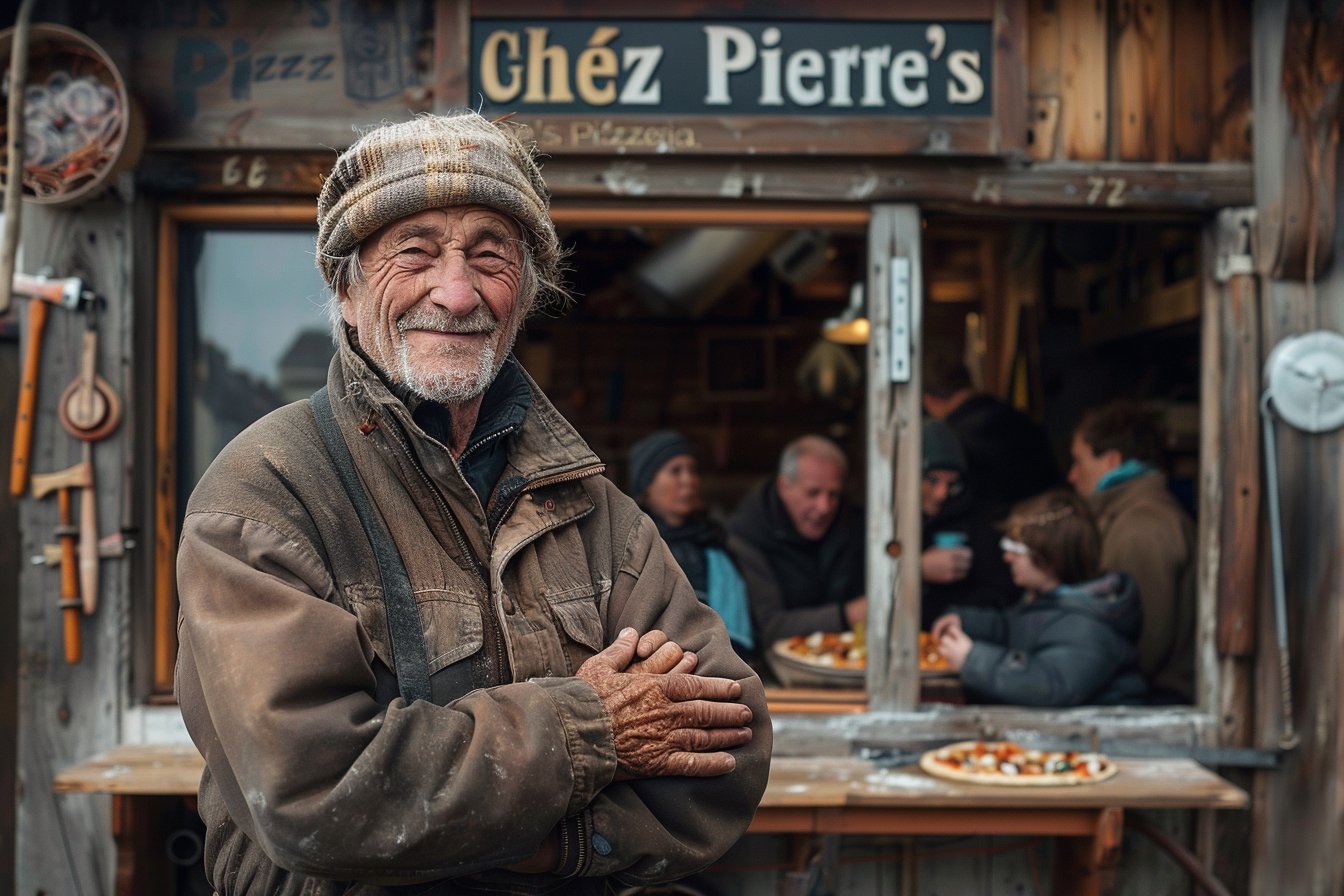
[138,152,1253,213]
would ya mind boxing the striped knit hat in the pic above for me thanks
[315,112,560,294]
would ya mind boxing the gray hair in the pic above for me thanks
[778,434,849,481]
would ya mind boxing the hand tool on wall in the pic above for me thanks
[55,312,120,613]
[31,460,95,663]
[31,532,133,567]
[59,312,121,442]
[9,272,95,496]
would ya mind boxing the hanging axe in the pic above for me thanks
[30,455,99,616]
[9,272,96,497]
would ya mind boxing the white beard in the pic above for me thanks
[393,305,518,403]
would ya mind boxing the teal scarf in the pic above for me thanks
[1096,458,1155,492]
[705,547,755,650]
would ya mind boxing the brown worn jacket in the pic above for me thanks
[1088,472,1196,703]
[175,336,771,895]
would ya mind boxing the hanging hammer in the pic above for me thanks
[31,454,99,616]
[9,272,96,497]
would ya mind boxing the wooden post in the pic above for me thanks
[865,205,922,711]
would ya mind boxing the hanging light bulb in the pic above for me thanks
[822,282,869,345]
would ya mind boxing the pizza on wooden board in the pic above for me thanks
[777,630,952,672]
[919,740,1118,786]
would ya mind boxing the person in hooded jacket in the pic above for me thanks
[931,489,1147,707]
[627,430,776,661]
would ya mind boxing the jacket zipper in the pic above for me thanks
[489,463,607,540]
[376,413,513,682]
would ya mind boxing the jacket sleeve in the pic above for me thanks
[176,508,616,884]
[577,511,773,885]
[955,605,1009,644]
[958,613,1132,707]
[1099,514,1187,680]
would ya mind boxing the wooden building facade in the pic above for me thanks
[1,1,1341,893]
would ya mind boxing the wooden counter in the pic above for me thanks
[56,744,1247,896]
[755,755,1247,895]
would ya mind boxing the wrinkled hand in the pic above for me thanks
[625,630,698,675]
[922,546,972,583]
[577,628,752,780]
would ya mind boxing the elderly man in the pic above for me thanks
[174,112,770,895]
[728,434,866,643]
[1069,400,1195,704]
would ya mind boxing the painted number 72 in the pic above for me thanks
[1085,176,1127,206]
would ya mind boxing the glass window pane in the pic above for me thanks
[177,228,331,500]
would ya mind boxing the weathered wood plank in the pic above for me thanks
[1027,0,1063,160]
[1111,0,1172,161]
[16,198,129,896]
[1059,0,1109,159]
[1208,0,1253,162]
[1171,2,1212,161]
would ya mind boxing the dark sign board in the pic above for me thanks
[470,20,993,117]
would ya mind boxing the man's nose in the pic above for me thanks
[427,254,482,316]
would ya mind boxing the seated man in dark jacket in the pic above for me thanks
[932,489,1147,707]
[727,434,866,645]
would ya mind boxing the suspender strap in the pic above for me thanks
[310,387,432,704]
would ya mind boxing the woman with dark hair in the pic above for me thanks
[930,489,1147,707]
[627,430,773,661]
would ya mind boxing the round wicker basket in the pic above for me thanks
[0,23,143,205]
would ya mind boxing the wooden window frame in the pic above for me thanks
[148,201,1220,752]
[150,204,322,696]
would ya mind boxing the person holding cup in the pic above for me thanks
[920,420,1017,629]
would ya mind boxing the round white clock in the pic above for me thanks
[1263,330,1344,433]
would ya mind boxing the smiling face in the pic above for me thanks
[340,207,529,403]
[643,454,701,527]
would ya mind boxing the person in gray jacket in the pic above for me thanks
[932,489,1147,707]
[174,111,769,895]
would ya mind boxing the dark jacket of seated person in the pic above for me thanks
[931,489,1147,708]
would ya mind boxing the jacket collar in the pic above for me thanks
[331,327,603,492]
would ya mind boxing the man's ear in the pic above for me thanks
[336,289,357,327]
[1101,448,1125,471]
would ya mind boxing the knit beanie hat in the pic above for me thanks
[315,111,561,294]
[628,430,694,499]
[922,419,966,473]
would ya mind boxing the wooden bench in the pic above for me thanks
[56,743,1247,896]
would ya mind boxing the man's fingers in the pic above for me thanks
[663,698,753,729]
[663,673,743,702]
[578,627,640,677]
[636,630,670,659]
[657,751,738,778]
[671,725,754,752]
[629,641,687,675]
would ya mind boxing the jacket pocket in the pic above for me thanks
[344,584,484,676]
[418,589,485,673]
[542,580,607,654]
